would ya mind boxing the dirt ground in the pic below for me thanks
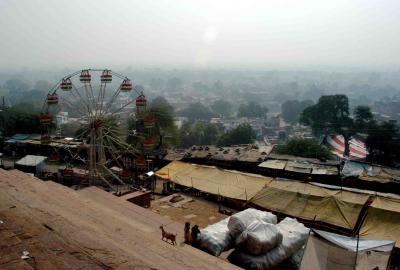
[151,193,236,229]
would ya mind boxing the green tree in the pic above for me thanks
[238,101,268,118]
[178,122,198,148]
[60,121,81,137]
[148,96,178,146]
[210,100,233,118]
[0,108,41,136]
[178,102,214,121]
[281,99,314,123]
[218,123,257,146]
[354,105,375,131]
[300,95,353,156]
[177,121,223,148]
[366,120,399,165]
[275,138,331,159]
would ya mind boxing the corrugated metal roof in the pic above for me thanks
[258,159,287,170]
[285,161,313,174]
[311,164,339,175]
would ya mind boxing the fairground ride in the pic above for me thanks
[40,69,158,189]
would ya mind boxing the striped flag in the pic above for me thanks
[326,135,368,160]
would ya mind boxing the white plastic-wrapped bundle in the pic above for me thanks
[235,220,283,255]
[228,208,277,238]
[228,217,309,270]
[197,217,234,256]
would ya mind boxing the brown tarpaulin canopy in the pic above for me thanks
[360,196,400,247]
[250,180,370,230]
[156,161,271,201]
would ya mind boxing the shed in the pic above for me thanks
[15,155,47,175]
[300,229,394,270]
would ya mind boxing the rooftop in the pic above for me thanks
[0,169,239,270]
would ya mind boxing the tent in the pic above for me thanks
[300,229,394,270]
[250,180,371,230]
[155,161,272,201]
[360,196,400,248]
[155,161,195,180]
[326,135,368,160]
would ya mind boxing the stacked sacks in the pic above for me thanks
[228,217,309,270]
[228,208,277,238]
[198,208,277,257]
[197,208,309,270]
[197,217,233,256]
[235,221,283,255]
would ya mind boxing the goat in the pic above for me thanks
[159,225,177,245]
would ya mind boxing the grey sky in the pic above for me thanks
[0,0,399,70]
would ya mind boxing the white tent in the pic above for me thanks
[300,229,394,270]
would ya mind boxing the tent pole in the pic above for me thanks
[354,232,360,270]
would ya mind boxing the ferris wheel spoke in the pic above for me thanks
[109,99,135,116]
[71,83,92,117]
[83,83,96,116]
[104,133,128,149]
[104,86,121,114]
[75,127,89,140]
[59,95,87,117]
[88,82,96,110]
[97,83,107,117]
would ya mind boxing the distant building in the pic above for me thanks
[56,112,69,124]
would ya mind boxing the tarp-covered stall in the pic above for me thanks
[156,161,272,201]
[250,180,371,230]
[360,196,400,248]
[300,229,394,270]
[155,161,195,180]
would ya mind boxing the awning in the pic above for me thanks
[360,197,400,247]
[313,229,395,252]
[156,161,271,201]
[250,180,370,230]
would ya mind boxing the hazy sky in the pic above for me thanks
[1,0,400,70]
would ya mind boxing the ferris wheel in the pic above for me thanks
[40,69,157,188]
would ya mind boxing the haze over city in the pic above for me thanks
[1,0,400,70]
[1,1,400,269]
